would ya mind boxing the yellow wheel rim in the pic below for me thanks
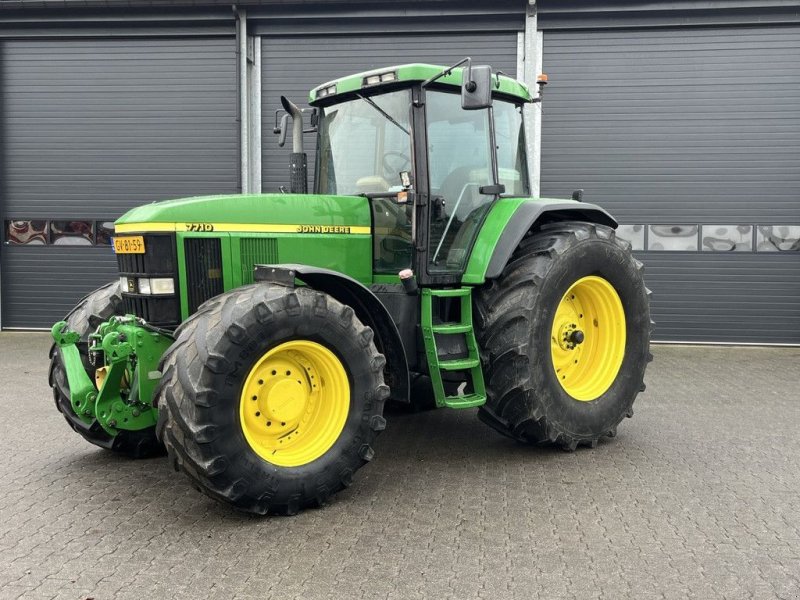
[550,276,626,401]
[239,340,350,467]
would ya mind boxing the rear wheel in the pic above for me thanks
[474,221,652,450]
[48,281,164,458]
[156,283,388,515]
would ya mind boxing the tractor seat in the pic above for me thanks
[355,175,390,194]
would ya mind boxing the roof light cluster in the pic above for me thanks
[362,70,397,86]
[316,84,337,99]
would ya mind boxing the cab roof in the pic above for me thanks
[309,63,533,105]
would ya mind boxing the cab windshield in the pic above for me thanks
[317,90,412,195]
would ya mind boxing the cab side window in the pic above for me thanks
[426,92,493,271]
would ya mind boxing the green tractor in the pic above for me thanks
[49,60,651,515]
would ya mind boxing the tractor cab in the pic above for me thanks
[279,61,533,283]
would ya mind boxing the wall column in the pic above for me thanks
[520,0,542,196]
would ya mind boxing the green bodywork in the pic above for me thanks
[310,63,533,104]
[52,317,172,435]
[117,193,373,319]
[462,197,530,284]
[51,61,602,429]
[51,193,590,419]
[116,193,371,229]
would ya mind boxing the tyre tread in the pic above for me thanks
[474,221,652,450]
[156,283,386,515]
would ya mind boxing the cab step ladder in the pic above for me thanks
[421,287,487,409]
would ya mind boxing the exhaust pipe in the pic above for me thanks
[280,96,308,194]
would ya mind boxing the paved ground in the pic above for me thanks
[0,332,798,600]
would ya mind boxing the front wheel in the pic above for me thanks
[474,221,652,450]
[156,283,389,515]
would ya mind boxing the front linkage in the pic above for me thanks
[51,316,172,436]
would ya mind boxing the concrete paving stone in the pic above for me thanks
[1,333,799,599]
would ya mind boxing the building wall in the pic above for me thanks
[0,0,798,343]
[537,1,800,343]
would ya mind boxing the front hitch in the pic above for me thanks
[51,317,173,436]
[52,321,99,424]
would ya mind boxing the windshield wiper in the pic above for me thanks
[356,93,410,136]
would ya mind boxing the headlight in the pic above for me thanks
[149,278,175,295]
[135,277,174,295]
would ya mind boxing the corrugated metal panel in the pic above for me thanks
[0,7,236,38]
[262,33,519,192]
[0,247,120,329]
[249,2,526,35]
[540,26,800,344]
[1,37,238,328]
[538,0,800,29]
[637,252,800,344]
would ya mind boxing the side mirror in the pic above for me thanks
[275,113,290,147]
[462,65,493,110]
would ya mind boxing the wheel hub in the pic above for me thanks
[263,377,307,422]
[556,321,584,350]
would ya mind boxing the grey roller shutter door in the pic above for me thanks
[262,33,519,192]
[540,26,800,344]
[1,37,238,328]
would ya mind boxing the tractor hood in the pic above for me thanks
[114,193,371,234]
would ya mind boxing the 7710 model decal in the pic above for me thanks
[185,223,215,232]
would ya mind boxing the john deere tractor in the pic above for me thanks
[49,60,651,515]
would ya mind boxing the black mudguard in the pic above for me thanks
[254,264,410,403]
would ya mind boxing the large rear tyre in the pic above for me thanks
[156,283,389,515]
[47,281,164,458]
[474,221,652,450]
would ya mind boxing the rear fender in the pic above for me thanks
[462,198,618,283]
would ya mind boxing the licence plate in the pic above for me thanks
[113,236,145,254]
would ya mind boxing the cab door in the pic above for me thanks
[421,91,495,281]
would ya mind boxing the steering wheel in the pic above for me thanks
[382,152,411,179]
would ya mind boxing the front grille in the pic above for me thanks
[123,294,180,326]
[185,237,224,313]
[117,235,176,276]
[116,233,180,327]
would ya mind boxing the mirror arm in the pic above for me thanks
[422,57,472,89]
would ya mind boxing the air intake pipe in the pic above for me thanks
[280,95,308,194]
